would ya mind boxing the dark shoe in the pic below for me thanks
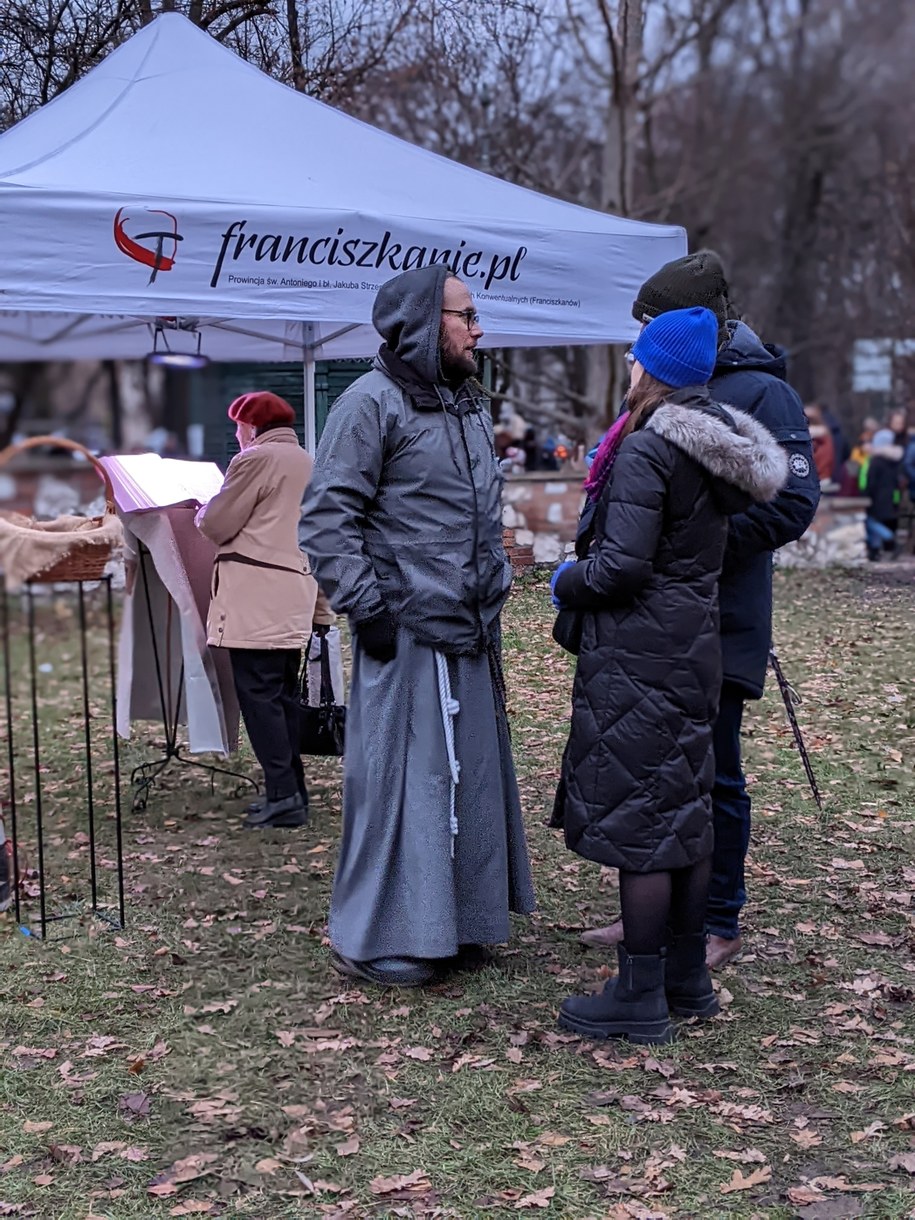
[579,918,624,949]
[243,792,307,829]
[706,933,743,970]
[245,786,306,816]
[665,932,720,1018]
[331,951,436,988]
[558,945,673,1045]
[440,944,497,974]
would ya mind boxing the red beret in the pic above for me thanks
[227,391,296,428]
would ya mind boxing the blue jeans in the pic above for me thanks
[865,516,896,553]
[706,683,751,941]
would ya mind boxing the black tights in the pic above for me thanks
[618,856,712,955]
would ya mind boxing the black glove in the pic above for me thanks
[355,611,398,663]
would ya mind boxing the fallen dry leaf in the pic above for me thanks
[713,1148,768,1164]
[535,1132,571,1148]
[719,1165,772,1194]
[888,1152,915,1174]
[515,1186,555,1209]
[786,1185,825,1205]
[255,1157,282,1174]
[147,1152,219,1198]
[402,1046,433,1062]
[335,1135,360,1157]
[514,1154,546,1174]
[850,1121,886,1144]
[118,1091,151,1122]
[791,1128,823,1149]
[808,1176,884,1194]
[91,1141,126,1161]
[48,1144,82,1164]
[369,1169,430,1195]
[22,1120,53,1134]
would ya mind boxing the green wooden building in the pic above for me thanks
[188,359,371,469]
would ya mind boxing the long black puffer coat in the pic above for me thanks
[553,387,787,873]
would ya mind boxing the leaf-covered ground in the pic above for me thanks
[1,566,914,1219]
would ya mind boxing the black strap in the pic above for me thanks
[300,628,336,708]
[216,551,305,576]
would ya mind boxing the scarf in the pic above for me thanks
[583,411,629,503]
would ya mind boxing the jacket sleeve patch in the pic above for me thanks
[788,452,811,478]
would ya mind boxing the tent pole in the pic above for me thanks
[303,323,317,453]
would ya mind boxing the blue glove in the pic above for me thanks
[585,444,600,470]
[550,560,576,610]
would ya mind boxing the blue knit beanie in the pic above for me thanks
[631,306,718,389]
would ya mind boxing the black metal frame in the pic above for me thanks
[129,543,257,812]
[2,576,125,939]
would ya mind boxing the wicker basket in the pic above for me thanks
[0,436,122,585]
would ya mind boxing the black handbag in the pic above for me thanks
[552,607,584,656]
[298,629,346,756]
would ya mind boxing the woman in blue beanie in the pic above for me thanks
[550,307,788,1044]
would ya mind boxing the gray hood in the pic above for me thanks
[372,265,450,385]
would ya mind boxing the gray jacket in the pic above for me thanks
[299,265,511,656]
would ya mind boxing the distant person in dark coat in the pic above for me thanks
[821,405,850,484]
[551,308,786,1045]
[578,250,820,971]
[865,428,903,560]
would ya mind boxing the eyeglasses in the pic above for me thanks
[442,308,481,330]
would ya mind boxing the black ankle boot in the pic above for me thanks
[244,792,308,829]
[665,932,720,1018]
[558,945,673,1045]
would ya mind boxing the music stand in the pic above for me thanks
[129,542,259,811]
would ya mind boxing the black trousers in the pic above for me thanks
[229,648,305,801]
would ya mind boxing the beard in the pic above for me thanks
[439,329,478,382]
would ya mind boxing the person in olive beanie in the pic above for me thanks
[632,250,731,344]
[581,249,820,970]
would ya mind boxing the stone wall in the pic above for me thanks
[501,472,584,565]
[775,496,868,567]
[502,473,875,569]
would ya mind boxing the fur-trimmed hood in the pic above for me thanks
[645,389,788,506]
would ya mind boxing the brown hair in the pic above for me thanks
[621,371,672,441]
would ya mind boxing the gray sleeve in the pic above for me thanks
[298,389,387,624]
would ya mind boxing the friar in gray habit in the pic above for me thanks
[299,265,535,988]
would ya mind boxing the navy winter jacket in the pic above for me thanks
[711,323,820,699]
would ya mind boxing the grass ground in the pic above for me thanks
[1,566,914,1220]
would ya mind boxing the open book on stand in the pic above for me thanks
[99,453,225,513]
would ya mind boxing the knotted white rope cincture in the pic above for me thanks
[434,651,461,858]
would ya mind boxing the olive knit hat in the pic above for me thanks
[632,249,731,341]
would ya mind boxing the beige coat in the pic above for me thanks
[197,428,333,649]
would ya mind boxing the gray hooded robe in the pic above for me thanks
[299,265,535,961]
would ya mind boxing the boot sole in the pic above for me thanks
[243,812,308,829]
[557,1009,675,1045]
[331,952,434,989]
[668,995,721,1019]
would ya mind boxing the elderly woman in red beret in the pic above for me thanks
[196,391,334,829]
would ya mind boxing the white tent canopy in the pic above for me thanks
[0,12,685,373]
